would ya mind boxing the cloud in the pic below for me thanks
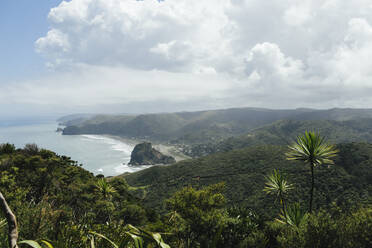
[5,0,371,117]
[245,42,304,80]
[0,65,230,112]
[35,0,234,74]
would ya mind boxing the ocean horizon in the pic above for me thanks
[0,120,148,176]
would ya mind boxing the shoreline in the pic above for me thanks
[104,135,191,162]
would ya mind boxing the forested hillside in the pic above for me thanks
[62,108,372,144]
[0,143,158,247]
[124,143,372,218]
[186,118,372,157]
[1,141,372,247]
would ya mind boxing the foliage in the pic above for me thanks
[0,145,153,247]
[276,207,372,248]
[277,203,308,228]
[0,143,16,155]
[264,169,292,216]
[286,131,338,167]
[96,178,116,200]
[125,143,372,218]
[61,108,372,146]
[286,131,338,212]
[186,118,372,157]
[1,137,372,247]
[166,183,226,247]
[18,226,171,248]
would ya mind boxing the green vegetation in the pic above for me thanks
[60,108,320,143]
[61,108,372,146]
[2,126,372,247]
[124,142,372,218]
[264,169,293,218]
[286,131,338,212]
[186,118,372,157]
[0,143,165,247]
[128,143,176,165]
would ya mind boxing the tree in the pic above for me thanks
[0,191,18,248]
[264,169,293,217]
[286,131,338,213]
[96,178,116,200]
[166,183,226,247]
[0,143,16,155]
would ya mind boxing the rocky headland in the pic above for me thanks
[128,142,176,165]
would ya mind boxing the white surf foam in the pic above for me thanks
[81,135,133,154]
[114,164,153,174]
[79,134,155,175]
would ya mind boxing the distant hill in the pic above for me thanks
[185,118,372,157]
[123,143,372,218]
[57,113,96,126]
[61,107,372,144]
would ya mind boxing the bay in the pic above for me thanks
[0,121,149,176]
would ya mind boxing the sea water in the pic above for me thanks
[0,121,149,176]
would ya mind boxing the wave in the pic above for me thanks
[80,134,152,175]
[81,135,133,154]
[114,164,153,174]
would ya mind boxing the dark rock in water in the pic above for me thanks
[128,142,176,165]
[56,127,64,132]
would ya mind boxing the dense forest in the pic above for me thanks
[124,143,372,216]
[184,118,372,157]
[1,135,372,247]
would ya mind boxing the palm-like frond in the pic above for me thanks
[264,169,293,201]
[90,225,170,248]
[0,218,6,229]
[96,179,116,199]
[286,131,338,166]
[19,240,54,248]
[277,203,308,228]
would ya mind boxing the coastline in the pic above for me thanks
[104,135,191,162]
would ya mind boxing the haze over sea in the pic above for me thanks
[0,119,148,176]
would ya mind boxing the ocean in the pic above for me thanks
[0,121,150,176]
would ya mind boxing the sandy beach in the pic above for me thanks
[104,135,191,162]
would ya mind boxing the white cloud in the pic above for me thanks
[5,0,371,116]
[245,42,304,79]
[35,0,234,74]
[36,29,70,54]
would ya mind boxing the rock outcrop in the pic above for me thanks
[128,142,176,165]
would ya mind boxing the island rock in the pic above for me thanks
[128,142,176,165]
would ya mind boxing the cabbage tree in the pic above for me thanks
[286,131,338,213]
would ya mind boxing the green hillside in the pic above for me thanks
[124,143,372,218]
[186,118,372,157]
[61,108,372,144]
[60,108,311,143]
[0,143,157,246]
[1,141,372,247]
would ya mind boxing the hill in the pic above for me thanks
[128,142,176,165]
[1,142,371,247]
[0,143,154,231]
[123,142,372,218]
[185,118,372,157]
[61,107,372,144]
[57,113,95,126]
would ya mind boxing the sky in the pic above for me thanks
[2,0,372,119]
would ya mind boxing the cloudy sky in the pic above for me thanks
[1,0,372,118]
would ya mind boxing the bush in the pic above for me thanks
[0,143,16,154]
[24,143,39,155]
[277,207,372,248]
